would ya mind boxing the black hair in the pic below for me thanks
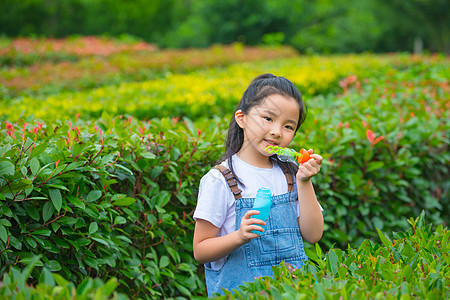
[217,73,307,186]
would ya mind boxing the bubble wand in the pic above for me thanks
[266,145,312,164]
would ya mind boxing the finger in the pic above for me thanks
[248,225,264,233]
[300,161,315,172]
[243,210,260,219]
[243,232,262,240]
[310,154,323,164]
[297,164,314,178]
[248,218,266,226]
[307,159,322,170]
[304,161,321,175]
[308,149,314,154]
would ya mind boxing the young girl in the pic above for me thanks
[193,73,324,296]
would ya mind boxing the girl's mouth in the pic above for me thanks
[264,139,279,146]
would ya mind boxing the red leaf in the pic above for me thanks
[366,130,375,143]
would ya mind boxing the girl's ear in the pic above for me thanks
[234,110,245,129]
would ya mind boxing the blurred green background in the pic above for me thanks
[0,0,448,53]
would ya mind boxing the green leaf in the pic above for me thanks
[174,282,191,297]
[0,161,15,176]
[0,224,7,243]
[183,117,197,136]
[0,179,32,194]
[53,273,69,286]
[0,219,11,226]
[46,184,70,191]
[91,237,109,247]
[176,193,187,205]
[25,236,38,248]
[29,158,40,176]
[9,235,22,250]
[47,260,62,272]
[73,237,90,247]
[366,161,385,173]
[113,197,136,206]
[167,247,181,264]
[68,195,85,209]
[89,222,98,235]
[114,216,126,225]
[86,190,102,202]
[304,247,319,262]
[150,166,164,178]
[30,143,47,158]
[85,206,100,218]
[316,243,323,259]
[155,191,171,208]
[160,255,170,268]
[39,268,56,286]
[31,228,52,236]
[111,194,126,201]
[42,201,55,222]
[71,143,85,157]
[21,255,43,279]
[58,216,77,226]
[25,204,40,221]
[49,188,62,212]
[21,166,27,176]
[53,237,70,248]
[65,161,85,172]
[327,250,339,275]
[115,164,133,175]
[77,278,94,295]
[84,257,99,270]
[141,152,156,159]
[101,278,119,298]
[376,228,393,248]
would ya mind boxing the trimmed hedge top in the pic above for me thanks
[213,211,449,299]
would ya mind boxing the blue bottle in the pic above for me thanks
[251,187,272,234]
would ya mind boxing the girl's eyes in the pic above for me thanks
[263,116,294,130]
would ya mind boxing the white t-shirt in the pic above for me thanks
[193,154,323,270]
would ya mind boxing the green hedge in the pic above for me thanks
[1,255,128,300]
[0,57,448,298]
[212,212,449,299]
[299,61,449,248]
[0,116,223,298]
[1,212,447,299]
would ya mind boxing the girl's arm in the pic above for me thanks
[193,211,265,264]
[296,153,324,244]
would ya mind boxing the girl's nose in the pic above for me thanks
[270,124,281,137]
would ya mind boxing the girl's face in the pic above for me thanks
[235,94,300,167]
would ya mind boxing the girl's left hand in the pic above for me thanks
[296,150,322,182]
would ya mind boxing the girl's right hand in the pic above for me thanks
[238,210,265,244]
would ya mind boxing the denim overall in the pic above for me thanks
[204,165,308,296]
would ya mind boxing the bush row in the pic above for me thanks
[0,36,157,66]
[0,116,223,298]
[298,61,449,248]
[2,53,438,122]
[0,40,297,98]
[1,255,128,300]
[1,212,447,299]
[213,212,449,299]
[0,55,448,297]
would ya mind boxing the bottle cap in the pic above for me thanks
[254,187,271,207]
[256,187,271,198]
